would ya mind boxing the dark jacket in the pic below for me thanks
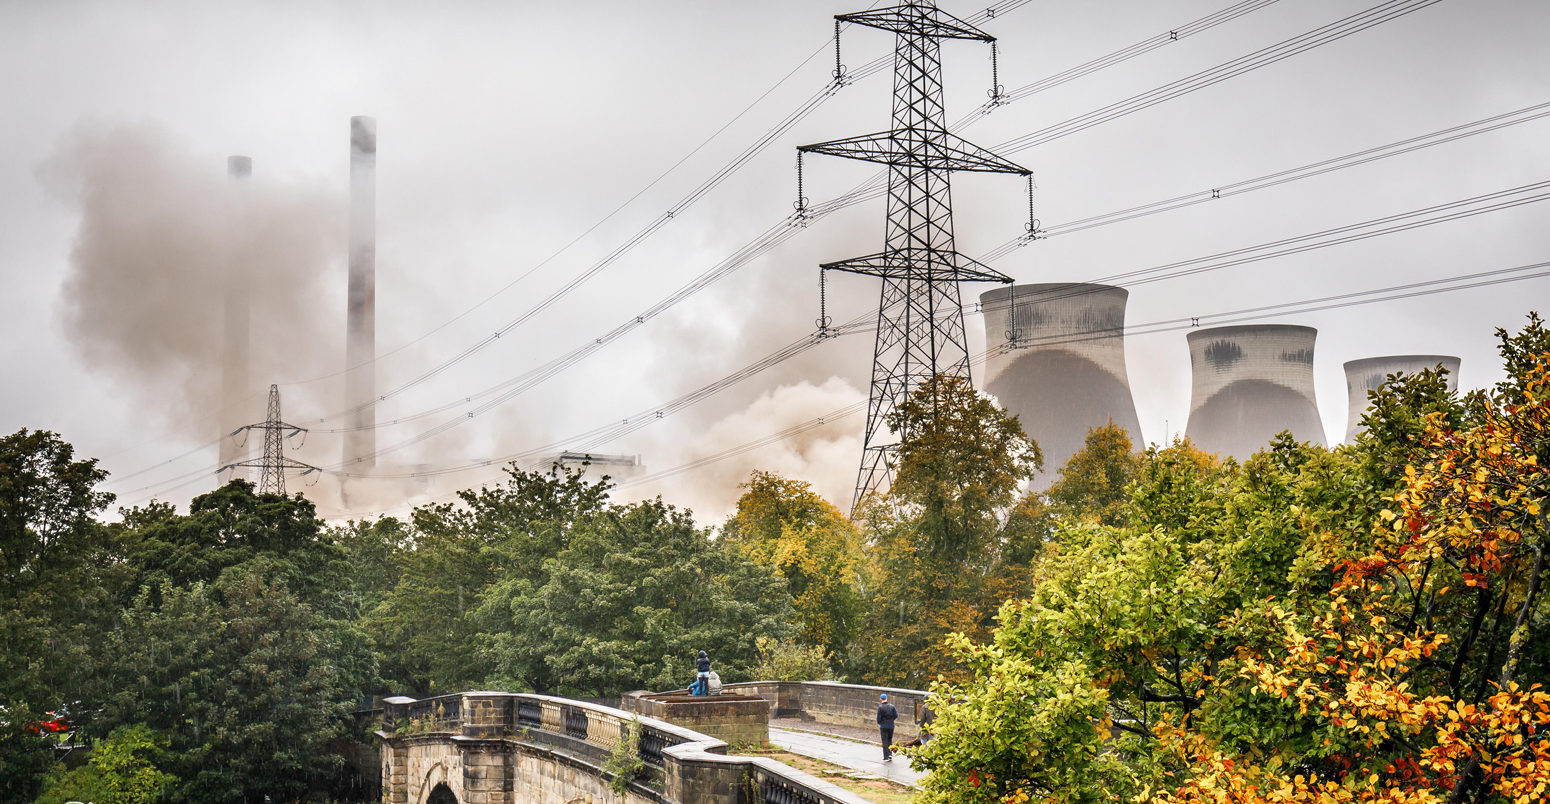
[697,655,711,673]
[876,702,898,729]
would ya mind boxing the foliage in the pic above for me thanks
[751,635,836,682]
[0,429,121,800]
[914,316,1550,804]
[857,375,1040,687]
[887,374,1042,562]
[723,471,867,664]
[1045,422,1141,527]
[603,717,647,795]
[482,497,795,696]
[90,483,374,803]
[365,465,612,696]
[34,723,178,804]
[98,570,358,803]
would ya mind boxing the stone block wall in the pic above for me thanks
[622,694,769,748]
[720,681,932,742]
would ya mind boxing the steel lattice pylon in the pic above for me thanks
[799,2,1029,511]
[218,384,320,495]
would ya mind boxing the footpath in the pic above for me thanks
[768,719,926,789]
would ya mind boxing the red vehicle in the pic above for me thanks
[24,712,70,735]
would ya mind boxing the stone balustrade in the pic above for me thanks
[717,681,934,742]
[376,691,874,804]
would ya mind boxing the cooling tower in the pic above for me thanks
[344,116,376,469]
[980,283,1142,488]
[219,155,252,483]
[1184,324,1326,460]
[1343,355,1460,442]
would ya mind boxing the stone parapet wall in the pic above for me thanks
[719,681,934,742]
[620,693,770,748]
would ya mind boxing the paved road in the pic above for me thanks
[769,726,925,789]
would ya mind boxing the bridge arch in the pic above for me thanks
[416,761,453,804]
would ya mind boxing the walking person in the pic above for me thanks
[876,692,898,761]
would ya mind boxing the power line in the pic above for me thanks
[103,0,1451,493]
[330,254,1550,519]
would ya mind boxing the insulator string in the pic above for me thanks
[987,41,1007,107]
[1025,174,1042,238]
[816,269,832,336]
[833,20,846,83]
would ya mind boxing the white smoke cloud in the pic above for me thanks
[623,376,864,523]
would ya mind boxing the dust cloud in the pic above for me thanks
[44,123,343,441]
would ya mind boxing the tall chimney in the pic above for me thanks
[345,116,376,469]
[218,155,252,483]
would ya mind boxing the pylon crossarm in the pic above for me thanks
[835,4,994,42]
[821,248,1013,283]
[800,129,1029,175]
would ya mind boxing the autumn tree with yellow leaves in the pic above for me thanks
[723,471,867,669]
[914,316,1550,804]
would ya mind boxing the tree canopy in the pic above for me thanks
[911,315,1550,804]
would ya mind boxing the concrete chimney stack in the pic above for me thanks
[1184,324,1326,461]
[1343,355,1459,443]
[345,116,376,469]
[218,155,252,483]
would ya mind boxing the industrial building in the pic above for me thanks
[1184,324,1326,461]
[979,283,1143,487]
[1342,354,1460,442]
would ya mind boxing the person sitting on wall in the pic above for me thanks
[693,650,712,696]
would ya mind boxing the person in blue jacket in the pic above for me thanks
[694,650,712,696]
[876,692,898,761]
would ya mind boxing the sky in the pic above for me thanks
[2,0,1548,524]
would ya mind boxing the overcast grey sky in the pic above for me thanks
[3,0,1548,521]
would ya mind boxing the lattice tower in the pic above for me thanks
[798,1,1030,511]
[219,384,320,495]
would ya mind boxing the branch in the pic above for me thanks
[1499,543,1545,687]
[1448,586,1495,696]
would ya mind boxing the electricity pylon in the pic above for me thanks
[798,1,1030,511]
[219,384,320,495]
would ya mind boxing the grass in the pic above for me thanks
[746,747,918,804]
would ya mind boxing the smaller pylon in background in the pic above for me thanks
[219,384,320,495]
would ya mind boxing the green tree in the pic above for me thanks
[482,498,794,696]
[123,480,354,619]
[887,375,1042,562]
[331,515,409,616]
[910,317,1550,804]
[34,724,178,804]
[856,375,1041,687]
[0,429,120,802]
[96,482,374,803]
[1045,422,1141,527]
[750,635,836,682]
[99,570,355,803]
[722,471,866,666]
[366,465,612,695]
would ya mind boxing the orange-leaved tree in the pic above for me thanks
[1149,319,1550,804]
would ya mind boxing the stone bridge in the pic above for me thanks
[373,691,881,804]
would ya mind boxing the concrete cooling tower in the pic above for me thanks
[980,283,1142,488]
[1343,355,1460,443]
[1184,324,1326,460]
